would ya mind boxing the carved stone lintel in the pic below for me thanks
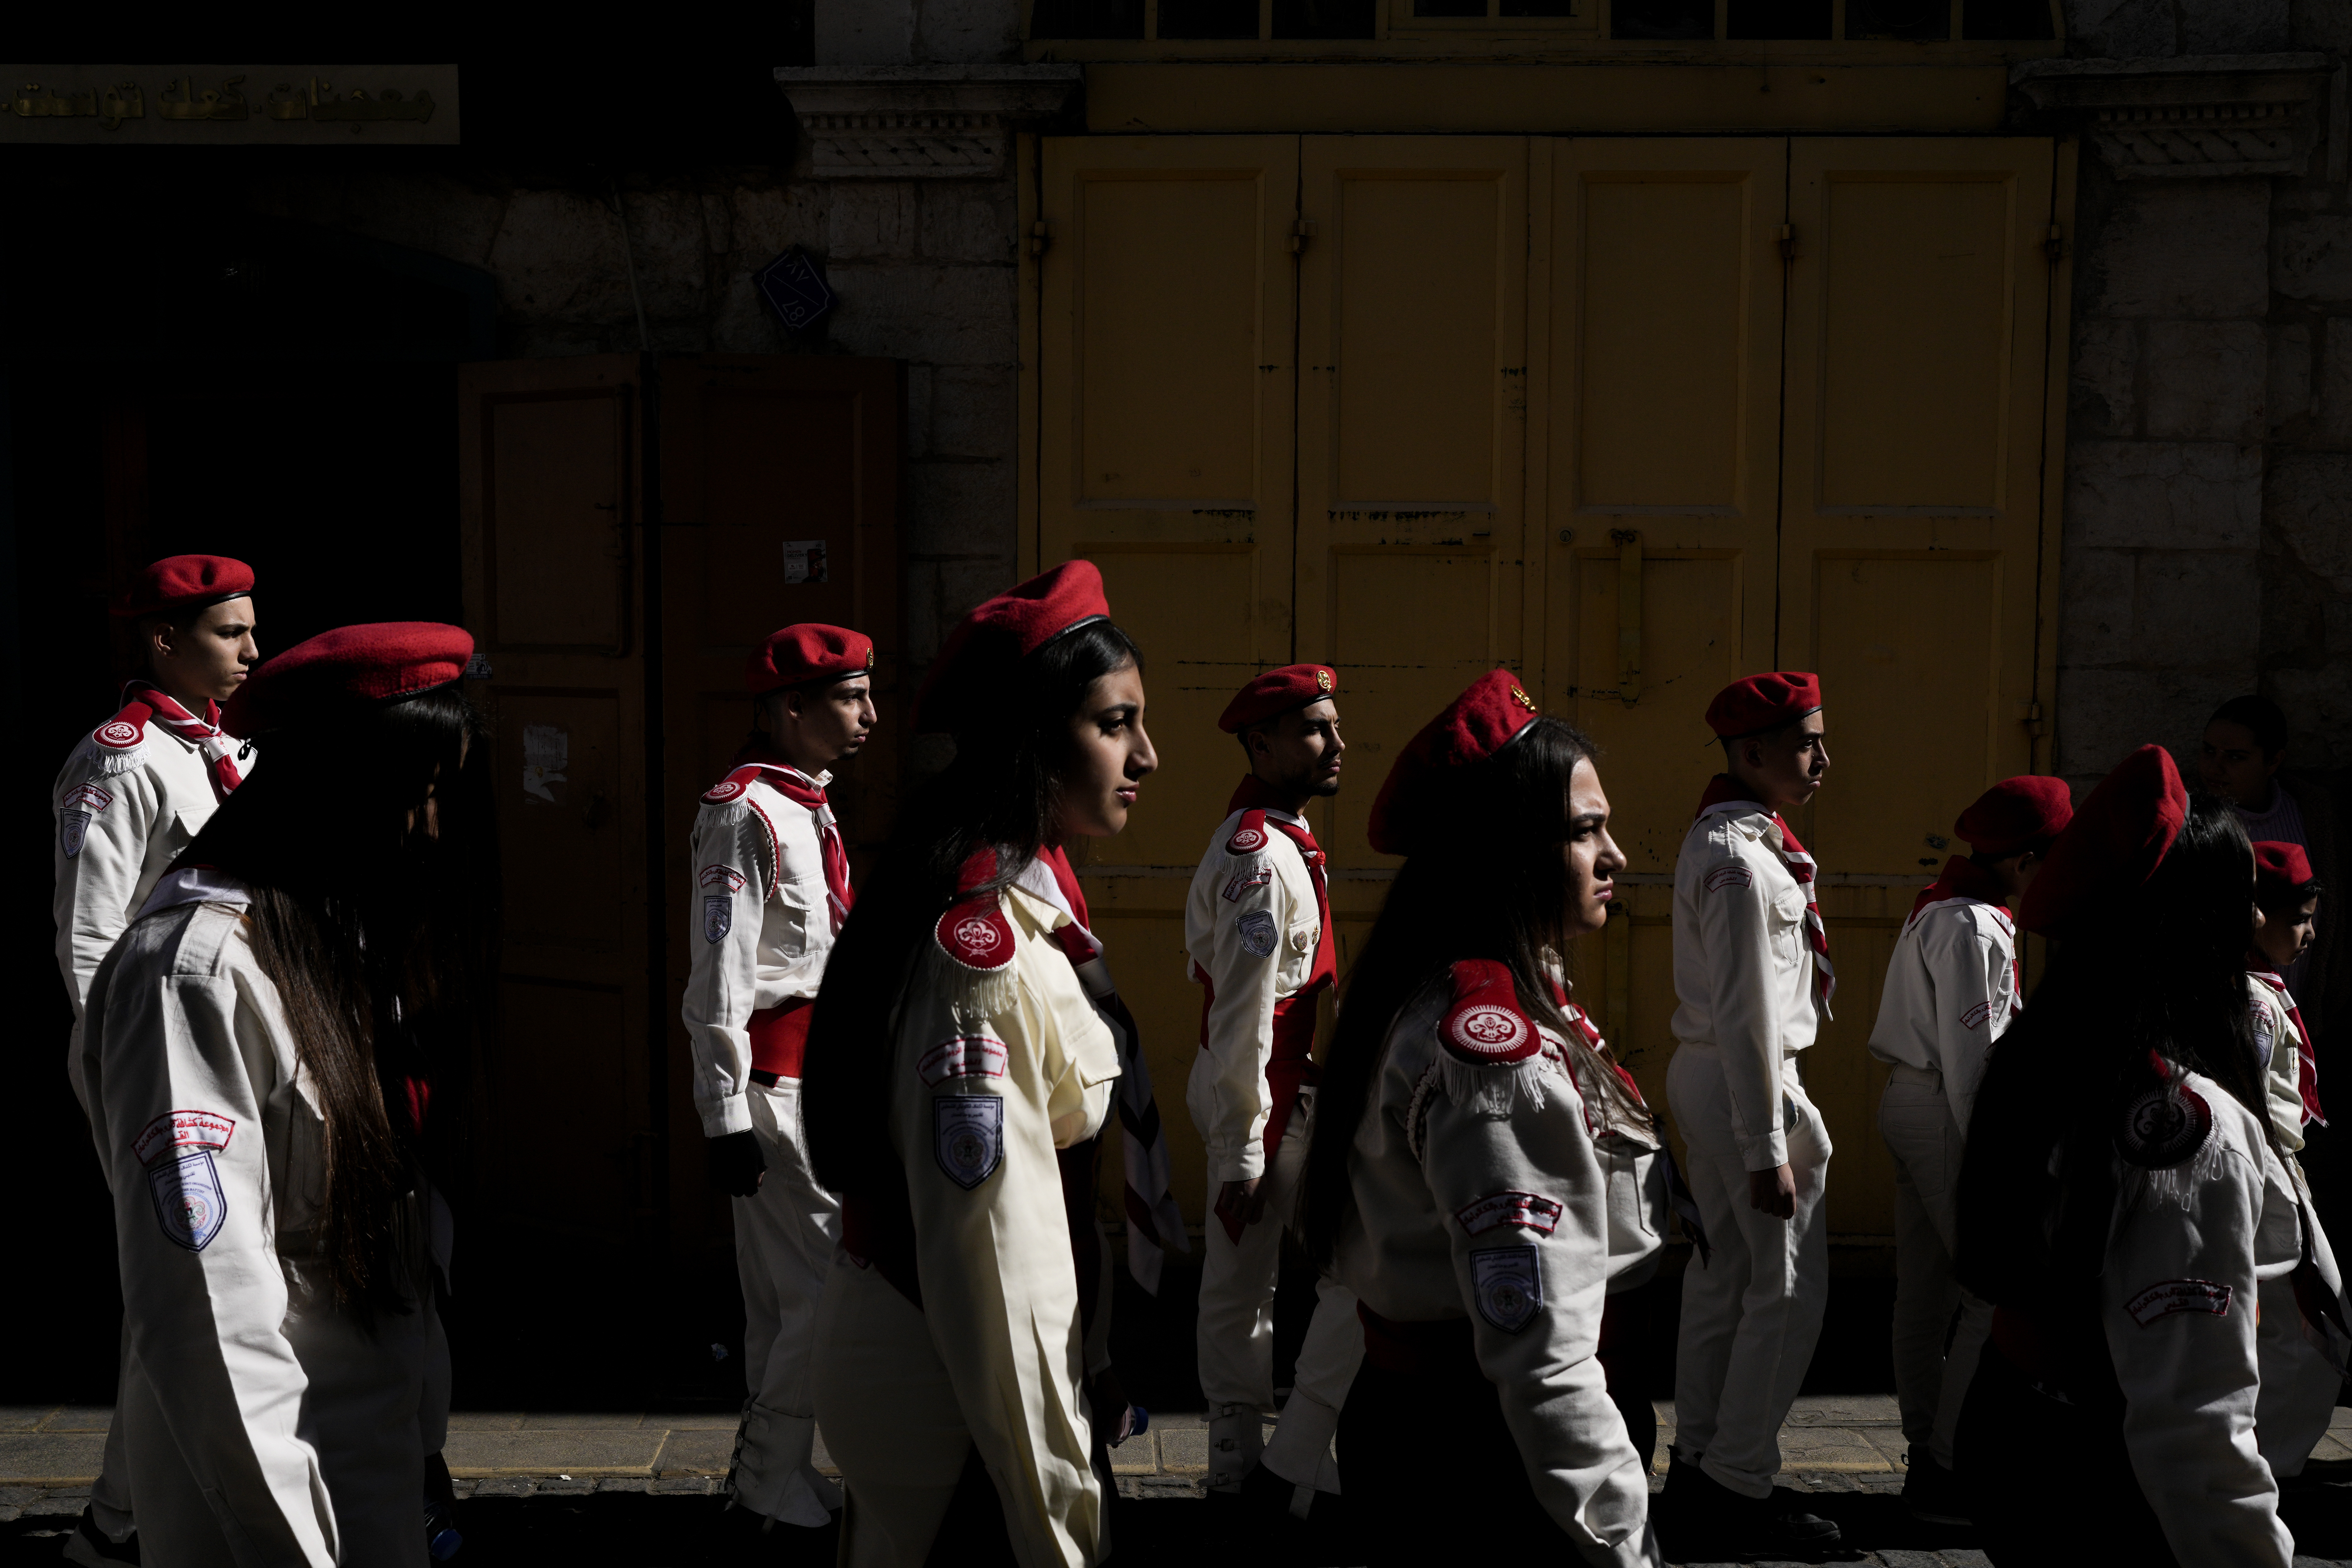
[774,66,1084,180]
[2012,54,2332,180]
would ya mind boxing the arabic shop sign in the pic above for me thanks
[0,65,457,143]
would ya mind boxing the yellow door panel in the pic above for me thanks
[1781,138,2055,874]
[1297,136,1530,870]
[1532,138,1787,876]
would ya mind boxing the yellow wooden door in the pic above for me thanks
[1779,137,2060,1238]
[1036,135,1301,1223]
[1528,138,1791,1119]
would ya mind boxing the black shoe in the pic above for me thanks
[1664,1457,1841,1556]
[62,1508,140,1568]
[1902,1450,1972,1525]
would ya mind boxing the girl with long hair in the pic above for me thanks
[75,623,493,1566]
[802,562,1155,1567]
[1298,671,1667,1566]
[1953,745,2309,1565]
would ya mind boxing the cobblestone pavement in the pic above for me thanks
[10,1398,2352,1565]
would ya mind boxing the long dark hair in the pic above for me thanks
[178,686,497,1311]
[803,619,1143,1196]
[1301,717,1599,1269]
[1955,792,2265,1311]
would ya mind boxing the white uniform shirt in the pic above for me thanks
[884,880,1121,1566]
[1669,808,1823,1172]
[1335,972,1663,1566]
[77,872,449,1567]
[52,707,246,1024]
[1866,895,2017,1135]
[681,767,840,1138]
[1183,806,1324,1183]
[2098,1070,2300,1566]
[2247,973,2312,1155]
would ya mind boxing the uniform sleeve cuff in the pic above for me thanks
[1738,1139,1787,1173]
[701,1098,753,1139]
[1211,1149,1265,1184]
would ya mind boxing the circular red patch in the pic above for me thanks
[1448,1003,1531,1059]
[703,779,747,804]
[1229,826,1267,854]
[96,720,140,748]
[938,903,1013,969]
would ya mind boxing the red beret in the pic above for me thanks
[2255,841,2316,899]
[2019,745,2188,936]
[112,555,255,618]
[1955,775,2075,857]
[916,560,1112,733]
[224,622,474,737]
[1366,670,1542,856]
[1705,672,1822,739]
[1219,664,1338,733]
[746,623,874,695]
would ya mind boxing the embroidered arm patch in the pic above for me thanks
[1471,1245,1543,1332]
[2125,1279,2232,1327]
[1455,1190,1564,1237]
[136,1110,235,1252]
[1704,864,1754,892]
[1222,867,1272,902]
[934,1095,1005,1189]
[918,1034,1008,1086]
[1235,909,1278,958]
[1961,999,1993,1031]
[699,864,748,893]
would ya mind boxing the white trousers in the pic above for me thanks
[1194,1090,1363,1493]
[813,1253,1108,1568]
[1878,1064,1993,1471]
[732,1077,844,1525]
[2258,1160,2345,1480]
[1668,1044,1832,1500]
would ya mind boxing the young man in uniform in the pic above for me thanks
[1184,663,1363,1520]
[683,624,874,1531]
[1866,775,2071,1525]
[2200,694,2338,1041]
[1662,671,1840,1557]
[52,553,257,1568]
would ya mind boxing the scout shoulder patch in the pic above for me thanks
[135,1110,235,1253]
[1455,1189,1564,1237]
[918,1034,1008,1086]
[1704,863,1753,893]
[701,764,766,806]
[1226,809,1271,856]
[699,864,748,893]
[934,1095,1005,1189]
[703,895,733,944]
[1471,1244,1542,1332]
[86,703,153,775]
[1961,999,1994,1031]
[2116,1054,2213,1169]
[1235,909,1278,958]
[2125,1278,2232,1327]
[1441,959,1539,1066]
[936,892,1016,973]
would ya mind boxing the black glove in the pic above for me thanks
[708,1129,767,1197]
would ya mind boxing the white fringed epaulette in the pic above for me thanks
[930,889,1020,1023]
[84,707,152,776]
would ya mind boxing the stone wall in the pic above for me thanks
[2050,3,2351,782]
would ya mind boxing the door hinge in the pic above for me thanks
[2042,222,2066,263]
[1778,222,1799,261]
[2018,700,2046,737]
[1289,217,1318,254]
[1028,220,1049,260]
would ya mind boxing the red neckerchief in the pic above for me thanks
[123,681,243,804]
[1546,975,1644,1104]
[1038,845,1102,969]
[738,749,854,933]
[1693,774,1835,1013]
[2251,964,2325,1127]
[1914,854,2022,1004]
[1226,775,1335,995]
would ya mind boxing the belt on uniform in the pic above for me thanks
[748,995,815,1080]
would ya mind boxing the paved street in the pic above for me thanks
[11,1398,2352,1564]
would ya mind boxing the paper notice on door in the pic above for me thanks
[522,723,569,805]
[782,540,828,584]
